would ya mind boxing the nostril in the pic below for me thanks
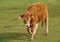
[26,25,29,27]
[27,25,28,26]
[25,25,30,28]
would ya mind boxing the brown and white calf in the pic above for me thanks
[19,2,48,40]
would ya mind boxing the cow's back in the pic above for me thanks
[26,2,48,22]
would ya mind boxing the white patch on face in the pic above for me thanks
[25,17,30,28]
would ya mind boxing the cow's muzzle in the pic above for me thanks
[25,24,30,28]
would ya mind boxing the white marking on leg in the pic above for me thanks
[33,23,38,35]
[46,15,48,34]
[46,18,48,34]
[46,24,48,34]
[30,23,38,40]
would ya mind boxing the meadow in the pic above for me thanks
[0,0,60,42]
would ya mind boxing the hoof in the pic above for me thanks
[30,38,34,41]
[45,33,48,36]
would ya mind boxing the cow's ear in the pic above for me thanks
[18,14,23,19]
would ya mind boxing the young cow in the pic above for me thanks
[19,2,48,40]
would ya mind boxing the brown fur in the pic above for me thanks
[19,2,48,40]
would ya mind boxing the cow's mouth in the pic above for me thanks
[25,24,30,28]
[25,25,30,28]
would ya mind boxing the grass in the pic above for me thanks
[0,0,60,42]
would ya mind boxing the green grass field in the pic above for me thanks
[0,0,60,42]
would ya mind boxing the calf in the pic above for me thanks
[19,2,48,40]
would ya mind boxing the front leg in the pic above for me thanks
[26,28,32,35]
[30,23,38,40]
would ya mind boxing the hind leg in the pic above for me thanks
[41,20,44,27]
[45,17,48,35]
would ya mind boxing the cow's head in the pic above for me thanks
[19,12,34,28]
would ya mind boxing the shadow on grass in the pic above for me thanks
[0,32,30,41]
